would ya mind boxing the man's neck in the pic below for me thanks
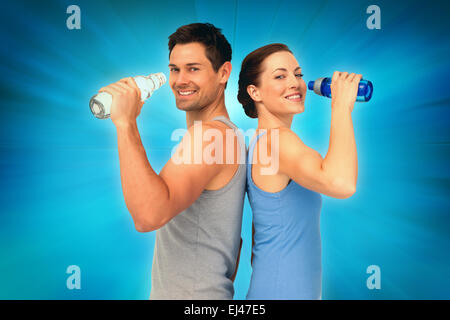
[185,95,230,128]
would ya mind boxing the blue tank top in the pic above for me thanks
[246,131,323,300]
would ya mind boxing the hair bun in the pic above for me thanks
[237,86,258,118]
[243,103,258,118]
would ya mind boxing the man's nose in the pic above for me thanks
[174,70,189,86]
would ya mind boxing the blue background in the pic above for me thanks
[0,0,449,299]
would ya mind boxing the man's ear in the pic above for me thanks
[219,61,232,84]
[247,84,262,102]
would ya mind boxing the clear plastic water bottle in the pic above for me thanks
[308,77,373,102]
[89,72,167,119]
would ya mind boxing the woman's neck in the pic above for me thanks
[257,108,293,130]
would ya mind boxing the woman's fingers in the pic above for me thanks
[332,71,340,84]
[347,73,355,82]
[354,74,363,83]
[332,71,363,83]
[341,72,349,80]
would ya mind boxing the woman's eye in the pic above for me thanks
[295,73,304,78]
[275,75,285,79]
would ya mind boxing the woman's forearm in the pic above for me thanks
[321,105,358,192]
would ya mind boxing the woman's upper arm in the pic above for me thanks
[278,128,354,199]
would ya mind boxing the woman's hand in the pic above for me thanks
[99,77,145,128]
[330,71,362,112]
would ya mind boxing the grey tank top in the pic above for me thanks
[150,116,247,300]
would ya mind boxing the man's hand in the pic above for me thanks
[99,77,145,128]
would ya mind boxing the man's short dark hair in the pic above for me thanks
[168,23,232,72]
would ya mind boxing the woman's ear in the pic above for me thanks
[247,85,262,102]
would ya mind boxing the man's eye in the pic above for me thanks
[189,67,199,72]
[170,68,179,72]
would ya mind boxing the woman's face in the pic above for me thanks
[254,51,306,115]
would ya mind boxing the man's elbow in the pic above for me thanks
[134,221,158,233]
[133,211,163,233]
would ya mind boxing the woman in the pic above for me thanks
[238,44,361,299]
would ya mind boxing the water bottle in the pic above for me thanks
[308,77,373,102]
[89,72,167,119]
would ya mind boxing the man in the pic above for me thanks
[99,23,246,299]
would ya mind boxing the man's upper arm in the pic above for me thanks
[157,123,223,226]
[278,128,352,199]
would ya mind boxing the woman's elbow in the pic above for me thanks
[338,186,356,199]
[330,179,357,199]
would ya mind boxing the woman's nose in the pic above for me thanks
[288,74,300,89]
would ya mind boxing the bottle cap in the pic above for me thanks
[308,81,314,90]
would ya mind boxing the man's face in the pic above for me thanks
[168,42,222,111]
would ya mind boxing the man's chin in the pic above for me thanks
[175,101,201,111]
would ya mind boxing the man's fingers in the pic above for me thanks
[120,77,141,98]
[99,86,121,97]
[100,83,126,94]
[110,83,129,94]
[120,77,139,91]
[114,81,133,92]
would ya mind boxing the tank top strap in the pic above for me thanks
[247,130,267,163]
[211,115,237,130]
[211,116,247,165]
[247,130,268,182]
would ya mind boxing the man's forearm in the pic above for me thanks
[115,122,170,230]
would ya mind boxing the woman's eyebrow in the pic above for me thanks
[272,66,302,73]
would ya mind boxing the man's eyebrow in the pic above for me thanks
[271,66,302,73]
[168,63,203,67]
